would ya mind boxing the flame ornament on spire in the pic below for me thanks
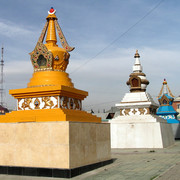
[134,50,140,58]
[48,7,56,14]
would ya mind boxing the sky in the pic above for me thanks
[0,0,180,111]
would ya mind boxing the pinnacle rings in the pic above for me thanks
[127,50,149,92]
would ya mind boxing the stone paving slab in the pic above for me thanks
[0,141,179,180]
[155,162,180,180]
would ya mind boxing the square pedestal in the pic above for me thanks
[111,115,175,148]
[171,123,180,139]
[0,121,111,178]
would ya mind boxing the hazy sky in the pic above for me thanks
[0,0,180,111]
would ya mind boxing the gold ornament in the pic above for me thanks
[42,97,54,109]
[34,98,41,109]
[22,98,32,110]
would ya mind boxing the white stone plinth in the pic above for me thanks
[0,121,111,169]
[171,123,180,139]
[110,115,174,148]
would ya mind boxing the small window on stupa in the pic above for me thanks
[132,78,139,87]
[163,99,167,105]
[37,55,47,69]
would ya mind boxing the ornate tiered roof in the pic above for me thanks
[156,79,179,123]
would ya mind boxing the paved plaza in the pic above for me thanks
[0,140,179,180]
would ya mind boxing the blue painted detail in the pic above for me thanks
[156,106,178,115]
[158,115,180,123]
[167,119,180,123]
[157,92,179,124]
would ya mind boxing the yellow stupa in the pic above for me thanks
[1,7,100,123]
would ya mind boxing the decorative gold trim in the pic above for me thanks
[34,98,40,109]
[130,88,146,92]
[139,108,145,115]
[54,20,75,52]
[22,98,32,110]
[157,85,164,98]
[18,96,82,111]
[69,98,74,109]
[167,84,175,97]
[124,109,130,115]
[30,42,53,71]
[120,109,123,115]
[158,94,170,106]
[158,80,174,98]
[54,96,59,108]
[130,72,146,76]
[37,21,49,43]
[53,52,69,71]
[134,50,140,58]
[74,99,79,110]
[62,96,69,109]
[42,97,54,109]
[132,109,137,114]
[129,75,141,88]
[120,100,149,103]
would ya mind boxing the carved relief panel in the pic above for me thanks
[121,108,150,116]
[18,96,58,110]
[18,96,82,111]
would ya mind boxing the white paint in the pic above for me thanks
[141,84,147,90]
[110,91,174,148]
[110,118,174,148]
[133,57,142,72]
[117,92,158,107]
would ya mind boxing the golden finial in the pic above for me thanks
[163,78,167,85]
[134,50,140,58]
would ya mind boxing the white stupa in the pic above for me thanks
[110,50,174,148]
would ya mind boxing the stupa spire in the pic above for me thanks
[28,7,75,88]
[133,50,143,73]
[163,79,168,94]
[157,79,174,99]
[46,7,57,45]
[127,50,149,92]
[33,7,74,52]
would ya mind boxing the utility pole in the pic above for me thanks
[0,45,4,106]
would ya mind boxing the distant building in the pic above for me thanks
[93,106,119,122]
[172,96,180,119]
[0,105,9,115]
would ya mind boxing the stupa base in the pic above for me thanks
[0,108,101,123]
[111,115,175,148]
[171,123,180,139]
[0,159,113,178]
[0,121,111,178]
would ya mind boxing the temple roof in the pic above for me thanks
[157,106,178,115]
[156,79,179,122]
